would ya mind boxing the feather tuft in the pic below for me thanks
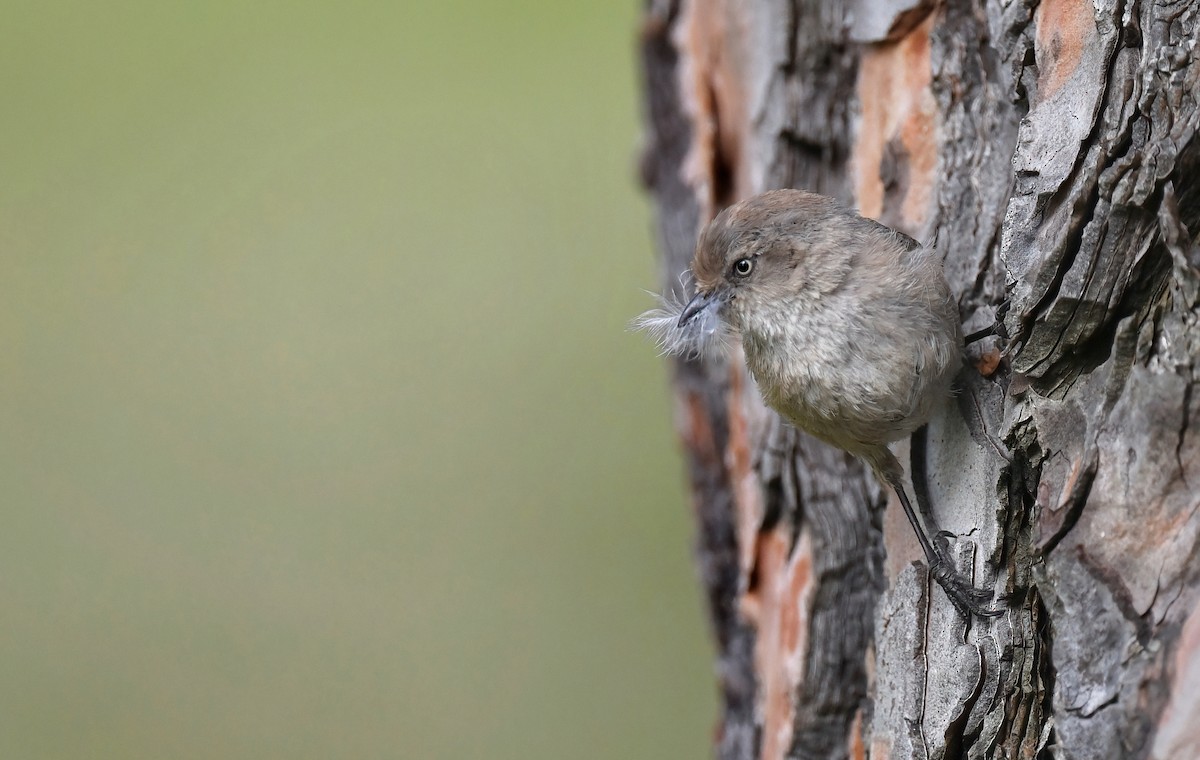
[631,291,734,360]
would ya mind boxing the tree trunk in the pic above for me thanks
[637,1,1200,758]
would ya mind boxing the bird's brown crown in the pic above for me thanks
[690,190,842,292]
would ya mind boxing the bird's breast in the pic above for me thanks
[741,303,952,448]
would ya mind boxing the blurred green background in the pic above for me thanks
[0,1,714,758]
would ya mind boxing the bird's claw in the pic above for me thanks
[933,530,955,555]
[929,559,1005,618]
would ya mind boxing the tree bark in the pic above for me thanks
[637,1,1200,758]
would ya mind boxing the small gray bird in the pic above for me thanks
[639,189,1000,617]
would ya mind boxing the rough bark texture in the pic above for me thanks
[638,1,1200,758]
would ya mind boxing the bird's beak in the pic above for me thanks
[678,290,719,328]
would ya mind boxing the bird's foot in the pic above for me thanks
[929,557,1005,619]
[934,529,956,556]
[963,301,1011,345]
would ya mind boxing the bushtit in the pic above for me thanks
[639,189,1000,617]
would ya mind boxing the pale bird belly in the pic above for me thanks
[751,347,941,452]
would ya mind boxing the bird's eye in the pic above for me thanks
[732,258,754,277]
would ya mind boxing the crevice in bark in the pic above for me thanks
[788,445,883,760]
[1177,380,1193,483]
[942,644,988,758]
[1032,592,1058,759]
[1018,184,1107,390]
[782,0,800,76]
[1036,449,1098,557]
[708,79,737,212]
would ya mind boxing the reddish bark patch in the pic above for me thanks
[870,736,893,759]
[747,528,814,760]
[848,707,866,760]
[676,0,751,221]
[974,348,1002,377]
[726,362,765,591]
[680,389,719,467]
[854,13,938,233]
[1150,600,1200,758]
[1033,0,1094,99]
[1035,452,1087,547]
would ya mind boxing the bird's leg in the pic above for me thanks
[963,300,1010,345]
[887,476,1002,617]
[908,424,952,557]
[883,431,1003,618]
[963,324,1002,344]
